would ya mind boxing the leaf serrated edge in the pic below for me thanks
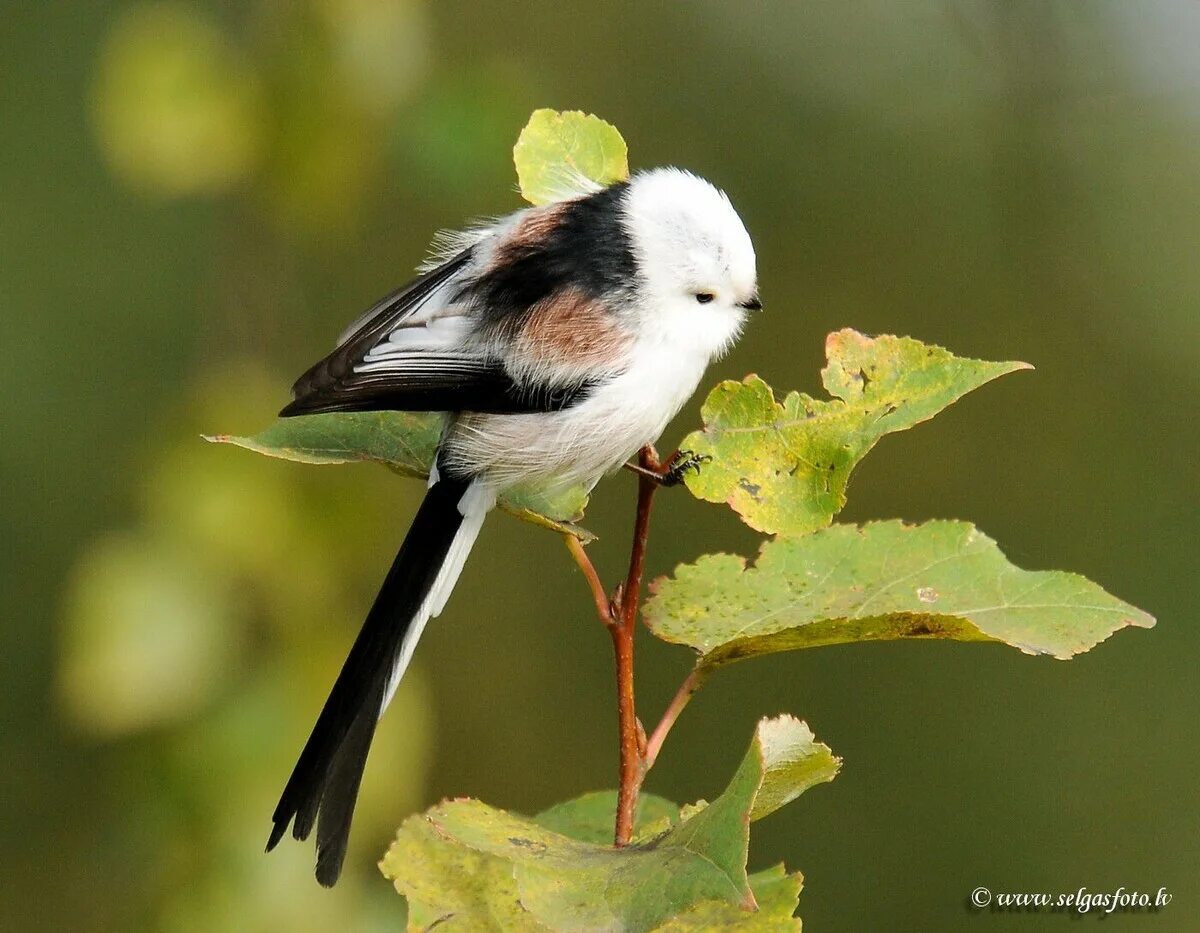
[644,520,1156,669]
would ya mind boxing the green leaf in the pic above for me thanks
[205,412,593,536]
[644,520,1156,671]
[658,715,836,913]
[380,717,835,930]
[681,329,1031,536]
[513,108,629,205]
[379,811,542,931]
[746,715,842,821]
[535,790,681,845]
[380,793,687,930]
[656,865,803,931]
[412,799,749,930]
[208,410,443,475]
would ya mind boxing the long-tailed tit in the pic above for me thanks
[265,167,760,884]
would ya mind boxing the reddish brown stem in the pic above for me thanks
[564,445,711,848]
[611,444,662,845]
[643,666,707,771]
[564,535,615,628]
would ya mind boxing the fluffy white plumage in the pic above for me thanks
[443,168,758,490]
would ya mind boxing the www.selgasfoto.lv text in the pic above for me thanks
[970,886,1172,914]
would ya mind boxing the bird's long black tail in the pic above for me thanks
[266,472,489,886]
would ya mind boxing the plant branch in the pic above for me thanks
[564,534,616,627]
[564,445,715,847]
[611,444,663,845]
[643,666,708,771]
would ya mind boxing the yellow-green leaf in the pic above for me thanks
[644,520,1156,672]
[747,715,842,821]
[513,108,629,205]
[379,812,543,931]
[657,865,803,931]
[682,330,1031,536]
[380,717,835,930]
[415,799,749,929]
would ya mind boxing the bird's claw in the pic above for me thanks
[660,450,711,487]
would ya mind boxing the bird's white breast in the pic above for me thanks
[442,331,712,494]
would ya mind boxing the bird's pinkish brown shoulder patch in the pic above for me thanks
[517,288,633,368]
[490,203,571,269]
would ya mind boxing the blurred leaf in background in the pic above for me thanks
[91,0,435,235]
[59,532,242,734]
[390,63,538,210]
[249,0,431,234]
[91,3,263,196]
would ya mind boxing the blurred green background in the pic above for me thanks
[3,1,1197,929]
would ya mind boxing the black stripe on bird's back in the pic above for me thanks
[465,182,635,323]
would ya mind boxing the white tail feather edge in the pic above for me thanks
[380,477,495,713]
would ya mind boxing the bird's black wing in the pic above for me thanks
[280,249,597,417]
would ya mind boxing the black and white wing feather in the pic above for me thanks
[280,248,596,417]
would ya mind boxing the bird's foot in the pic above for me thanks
[658,450,710,487]
[623,447,710,487]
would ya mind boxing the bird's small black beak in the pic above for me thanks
[738,293,763,312]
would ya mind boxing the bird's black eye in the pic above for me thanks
[694,292,715,305]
